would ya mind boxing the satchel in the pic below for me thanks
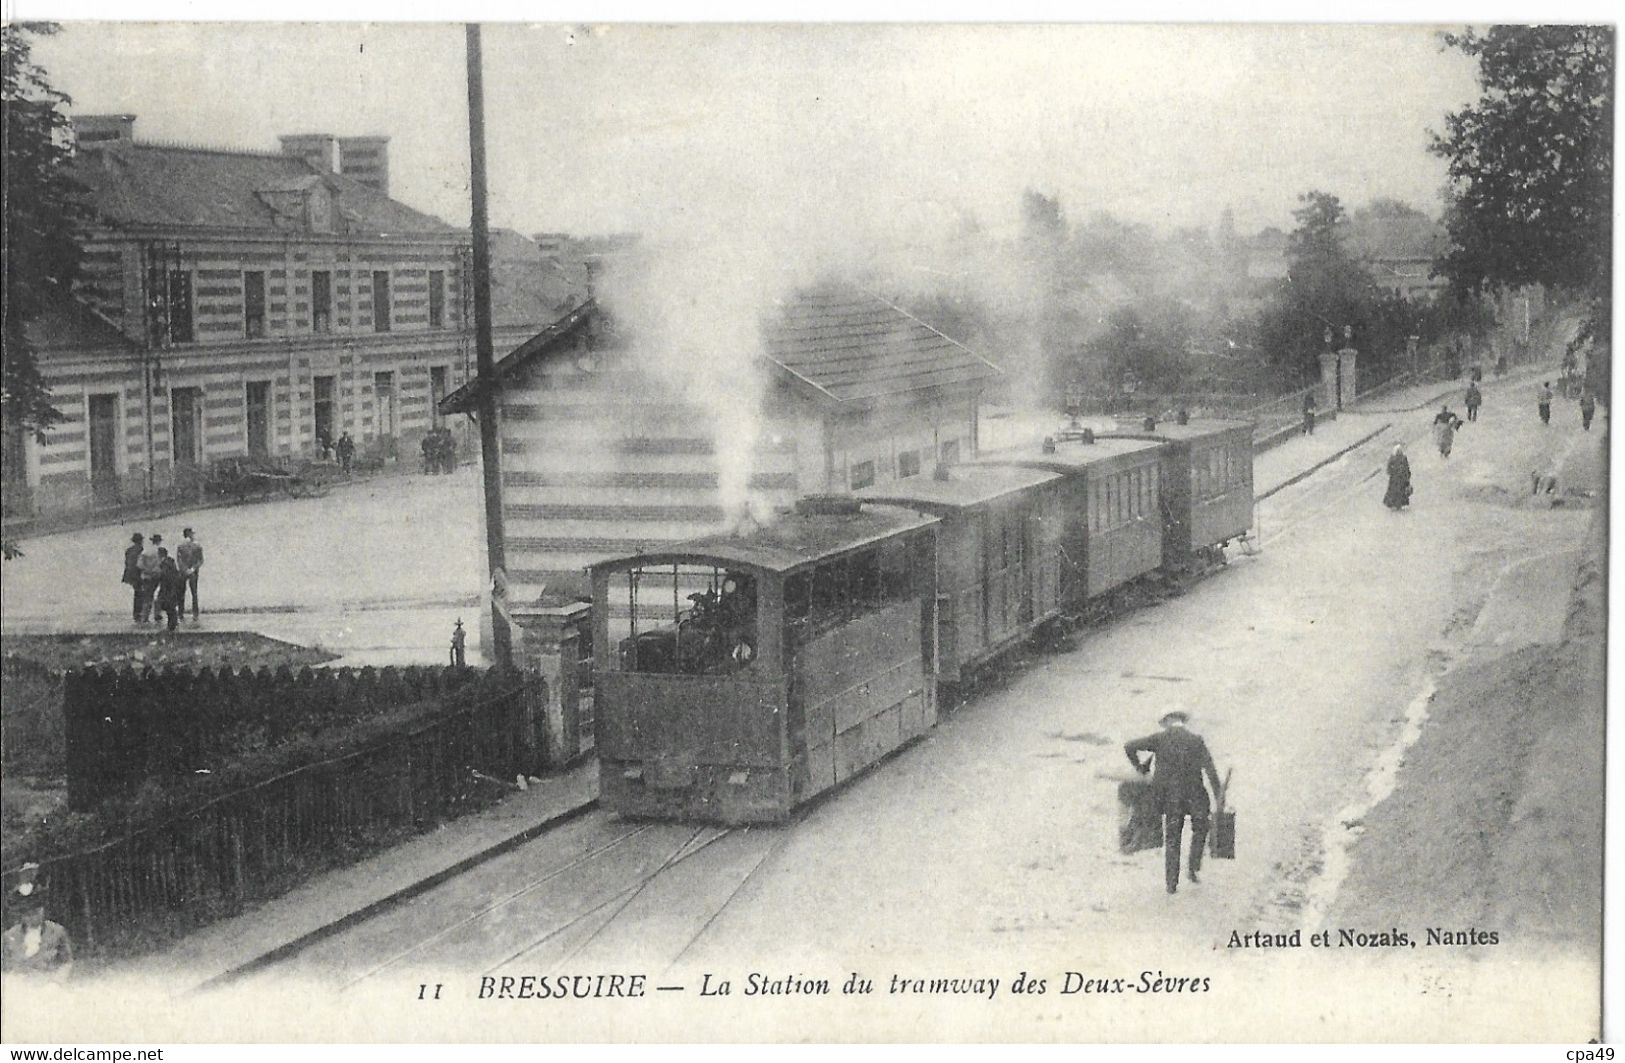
[1211,767,1236,860]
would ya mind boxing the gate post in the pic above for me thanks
[1319,351,1341,410]
[510,600,592,770]
[1338,345,1359,405]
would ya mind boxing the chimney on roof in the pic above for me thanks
[279,133,338,174]
[73,114,136,147]
[338,135,390,196]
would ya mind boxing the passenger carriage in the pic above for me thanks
[855,463,1066,687]
[1096,419,1254,566]
[588,497,939,824]
[975,436,1167,606]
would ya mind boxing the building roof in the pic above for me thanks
[1346,211,1450,264]
[762,284,1002,402]
[489,228,589,328]
[439,298,599,413]
[440,281,1001,415]
[70,141,456,236]
[589,501,939,578]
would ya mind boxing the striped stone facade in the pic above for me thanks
[5,130,568,520]
[486,329,983,610]
[8,235,521,517]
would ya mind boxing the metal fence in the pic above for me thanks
[15,669,536,955]
[61,663,490,810]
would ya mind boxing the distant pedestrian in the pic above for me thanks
[136,534,164,623]
[176,527,204,620]
[1142,414,1157,432]
[1176,408,1190,426]
[2,873,72,983]
[336,432,355,475]
[122,533,145,622]
[1302,391,1317,435]
[1431,405,1460,458]
[1384,444,1412,510]
[1124,710,1223,895]
[156,549,185,632]
[438,428,457,473]
[1580,392,1597,432]
[1465,382,1481,422]
[421,432,436,474]
[1538,382,1553,425]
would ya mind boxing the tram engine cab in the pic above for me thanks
[590,497,940,825]
[618,571,759,676]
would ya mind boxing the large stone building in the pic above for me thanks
[4,116,577,519]
[441,281,1002,615]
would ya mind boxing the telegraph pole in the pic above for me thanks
[465,23,513,668]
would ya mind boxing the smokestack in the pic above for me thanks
[279,133,338,173]
[73,114,136,147]
[338,135,391,196]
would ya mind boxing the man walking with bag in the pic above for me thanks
[1125,710,1224,894]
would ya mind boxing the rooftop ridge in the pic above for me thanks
[127,138,293,159]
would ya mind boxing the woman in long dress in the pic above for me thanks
[1384,444,1412,510]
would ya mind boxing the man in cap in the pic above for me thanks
[1124,710,1223,895]
[2,865,73,982]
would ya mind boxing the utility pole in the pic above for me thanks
[465,23,513,669]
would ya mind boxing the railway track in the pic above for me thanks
[227,809,791,992]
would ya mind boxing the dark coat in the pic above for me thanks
[122,543,143,586]
[1385,453,1412,508]
[157,558,186,607]
[1124,727,1221,814]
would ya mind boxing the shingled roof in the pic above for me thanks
[761,284,1001,402]
[439,282,1001,416]
[70,142,456,235]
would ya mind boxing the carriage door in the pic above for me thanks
[87,393,121,504]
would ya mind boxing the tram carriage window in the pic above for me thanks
[785,539,920,642]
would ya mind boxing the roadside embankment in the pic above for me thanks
[1325,438,1605,956]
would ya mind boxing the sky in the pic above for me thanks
[28,22,1488,245]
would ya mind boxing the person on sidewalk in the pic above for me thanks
[1465,381,1482,422]
[155,548,185,633]
[1302,391,1317,435]
[2,874,72,984]
[1538,382,1554,425]
[1580,392,1597,432]
[1432,405,1461,458]
[176,527,204,620]
[1124,710,1223,895]
[1384,444,1412,510]
[136,533,164,623]
[122,532,145,622]
[336,431,355,475]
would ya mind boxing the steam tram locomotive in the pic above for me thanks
[588,419,1255,824]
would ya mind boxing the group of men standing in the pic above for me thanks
[121,527,204,631]
[420,426,459,474]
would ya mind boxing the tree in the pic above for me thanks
[3,22,84,445]
[1431,26,1612,392]
[1256,191,1376,382]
